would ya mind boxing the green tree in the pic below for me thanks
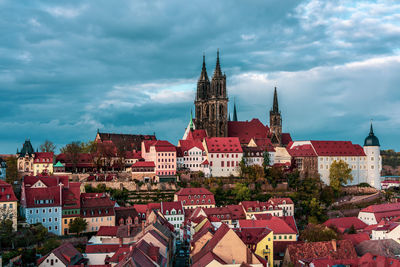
[37,238,61,255]
[80,141,97,153]
[300,224,340,242]
[286,171,300,190]
[5,157,18,185]
[0,219,16,248]
[320,186,335,206]
[329,160,353,194]
[39,140,56,153]
[61,142,82,173]
[239,158,248,178]
[69,218,88,235]
[232,183,251,202]
[263,151,270,167]
[347,224,356,234]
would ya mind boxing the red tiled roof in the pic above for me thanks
[34,152,54,163]
[280,216,298,234]
[56,153,95,168]
[240,200,280,211]
[96,226,119,236]
[147,202,161,211]
[268,197,294,205]
[176,188,216,206]
[23,175,69,188]
[286,240,358,264]
[281,133,292,146]
[178,140,204,154]
[24,187,61,208]
[228,119,270,144]
[176,187,213,196]
[186,129,208,142]
[287,144,317,157]
[239,218,297,234]
[361,202,400,213]
[161,201,184,214]
[323,217,367,233]
[131,161,155,168]
[253,138,275,152]
[81,193,115,217]
[310,141,366,156]
[226,205,247,220]
[108,247,130,263]
[62,182,81,211]
[234,227,272,246]
[0,180,17,202]
[204,137,243,153]
[201,159,209,165]
[358,252,400,266]
[38,243,82,266]
[143,140,176,153]
[343,233,370,246]
[85,244,125,254]
[133,204,148,214]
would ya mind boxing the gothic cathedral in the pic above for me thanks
[194,51,228,137]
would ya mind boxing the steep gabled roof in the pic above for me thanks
[310,140,366,156]
[204,137,242,153]
[38,242,83,266]
[228,119,270,144]
[323,217,367,232]
[239,218,296,234]
[0,180,18,202]
[186,129,208,141]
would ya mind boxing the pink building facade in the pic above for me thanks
[141,140,177,176]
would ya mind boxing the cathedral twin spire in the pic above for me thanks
[197,50,226,100]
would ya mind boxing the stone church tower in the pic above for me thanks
[195,51,228,137]
[269,87,282,146]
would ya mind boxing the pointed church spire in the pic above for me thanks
[199,52,209,81]
[272,87,279,113]
[228,113,231,121]
[233,99,238,121]
[213,49,223,77]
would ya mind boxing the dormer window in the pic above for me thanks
[188,195,191,199]
[166,210,169,215]
[178,210,181,214]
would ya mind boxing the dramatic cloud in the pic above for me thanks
[0,0,399,152]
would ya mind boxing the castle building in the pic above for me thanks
[194,51,228,137]
[287,123,382,189]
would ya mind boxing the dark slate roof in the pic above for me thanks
[364,123,380,146]
[97,132,156,151]
[19,140,34,157]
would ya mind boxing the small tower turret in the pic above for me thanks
[363,122,381,189]
[269,87,282,146]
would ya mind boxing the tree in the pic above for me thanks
[320,186,335,206]
[232,183,251,202]
[347,224,356,234]
[69,218,88,235]
[0,219,15,249]
[286,170,300,190]
[61,142,82,173]
[37,238,61,255]
[329,160,353,194]
[5,157,18,185]
[39,140,56,153]
[263,151,270,167]
[300,224,340,242]
[80,141,97,154]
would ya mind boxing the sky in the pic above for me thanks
[1,0,400,153]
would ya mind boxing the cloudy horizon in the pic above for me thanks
[1,0,400,153]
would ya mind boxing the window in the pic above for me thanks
[221,161,224,167]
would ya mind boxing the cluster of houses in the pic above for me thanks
[26,184,400,267]
[13,119,382,190]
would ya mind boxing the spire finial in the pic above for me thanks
[189,110,194,131]
[370,119,374,136]
[213,49,222,77]
[233,97,238,121]
[272,87,279,113]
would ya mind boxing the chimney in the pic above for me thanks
[130,245,133,252]
[142,221,145,235]
[119,237,123,247]
[246,248,252,264]
[331,240,337,252]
